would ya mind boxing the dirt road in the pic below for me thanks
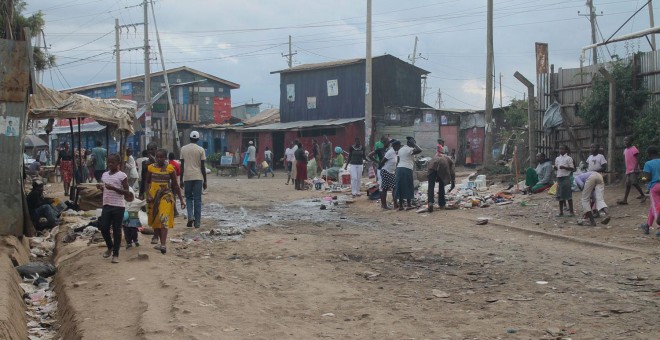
[54,172,660,339]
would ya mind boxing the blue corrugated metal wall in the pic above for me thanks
[279,63,365,123]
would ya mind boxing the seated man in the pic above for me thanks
[525,153,554,194]
[26,180,60,231]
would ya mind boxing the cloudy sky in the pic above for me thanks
[25,0,657,110]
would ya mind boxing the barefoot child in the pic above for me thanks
[554,145,575,217]
[97,153,134,264]
[618,136,646,204]
[146,149,185,254]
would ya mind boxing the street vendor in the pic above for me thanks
[524,152,553,194]
[26,180,60,231]
[426,154,456,212]
[574,171,610,226]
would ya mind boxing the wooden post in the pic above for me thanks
[513,71,536,166]
[68,119,76,199]
[598,67,616,185]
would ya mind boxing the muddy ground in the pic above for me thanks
[51,170,660,339]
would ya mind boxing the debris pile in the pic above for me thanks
[16,262,59,340]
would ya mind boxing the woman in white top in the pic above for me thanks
[378,139,400,209]
[394,137,422,210]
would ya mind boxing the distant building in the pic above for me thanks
[244,54,429,161]
[231,103,261,120]
[49,66,239,153]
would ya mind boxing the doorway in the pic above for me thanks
[272,132,285,169]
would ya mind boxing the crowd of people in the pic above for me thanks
[522,136,659,233]
[26,130,660,263]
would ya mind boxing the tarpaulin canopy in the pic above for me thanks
[28,84,138,134]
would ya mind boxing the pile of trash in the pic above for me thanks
[414,174,517,210]
[16,262,59,340]
[27,228,57,259]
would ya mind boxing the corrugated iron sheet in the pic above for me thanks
[0,38,30,236]
[242,118,363,131]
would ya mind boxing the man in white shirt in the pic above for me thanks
[247,141,257,179]
[180,131,207,228]
[586,143,607,172]
[554,145,576,217]
[284,141,295,185]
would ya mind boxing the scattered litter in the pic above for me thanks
[432,289,450,298]
[535,281,548,285]
[321,313,335,317]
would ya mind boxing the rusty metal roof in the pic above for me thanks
[242,117,363,131]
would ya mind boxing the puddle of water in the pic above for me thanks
[178,196,367,242]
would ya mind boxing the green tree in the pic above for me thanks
[503,98,528,128]
[1,0,55,70]
[577,57,648,129]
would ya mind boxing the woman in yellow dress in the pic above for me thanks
[146,149,185,254]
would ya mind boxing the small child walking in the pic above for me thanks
[123,210,141,248]
[554,145,575,217]
[97,153,134,263]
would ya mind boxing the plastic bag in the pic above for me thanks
[548,182,558,196]
[368,166,375,178]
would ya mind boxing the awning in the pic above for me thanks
[242,117,363,131]
[29,84,138,134]
[38,121,106,136]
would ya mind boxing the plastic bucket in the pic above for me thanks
[341,173,351,185]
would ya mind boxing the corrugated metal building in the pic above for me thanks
[269,54,429,157]
[53,66,239,154]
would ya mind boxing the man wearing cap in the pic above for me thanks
[180,131,207,228]
[247,140,258,179]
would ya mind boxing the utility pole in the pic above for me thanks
[365,0,373,148]
[436,89,443,109]
[499,72,502,109]
[410,36,418,65]
[484,0,494,164]
[115,19,121,99]
[282,35,297,68]
[143,0,152,144]
[649,0,656,51]
[579,1,601,65]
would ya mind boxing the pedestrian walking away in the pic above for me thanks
[180,131,207,229]
[264,147,275,177]
[246,141,258,179]
[284,141,295,185]
[91,140,108,183]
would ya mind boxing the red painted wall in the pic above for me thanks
[213,97,232,123]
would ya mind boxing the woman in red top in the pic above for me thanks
[168,152,181,176]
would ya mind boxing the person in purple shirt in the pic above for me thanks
[574,171,610,226]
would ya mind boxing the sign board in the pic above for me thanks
[220,156,234,165]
